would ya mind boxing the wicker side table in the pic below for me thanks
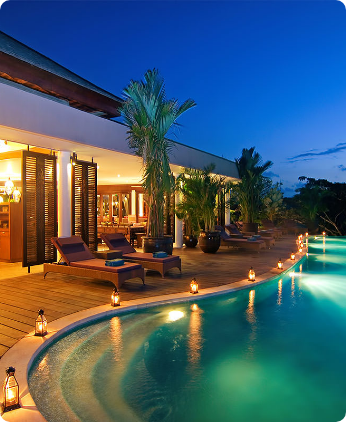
[93,250,123,260]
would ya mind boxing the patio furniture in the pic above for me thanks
[225,224,275,248]
[101,233,182,278]
[44,236,145,290]
[260,220,283,238]
[215,226,266,251]
[93,249,123,260]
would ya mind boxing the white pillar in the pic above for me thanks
[138,193,144,217]
[131,189,136,215]
[174,190,183,248]
[225,190,231,226]
[57,151,72,237]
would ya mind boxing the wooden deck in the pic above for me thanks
[0,236,297,358]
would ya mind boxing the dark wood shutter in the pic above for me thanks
[22,151,57,267]
[72,159,97,252]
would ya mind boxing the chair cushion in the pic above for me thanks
[55,236,94,262]
[71,259,142,273]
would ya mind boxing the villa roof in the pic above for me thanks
[0,31,122,117]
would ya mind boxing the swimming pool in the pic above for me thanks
[28,237,346,422]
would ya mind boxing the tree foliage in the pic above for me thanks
[121,69,196,237]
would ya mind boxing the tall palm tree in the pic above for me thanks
[121,69,196,238]
[233,147,273,223]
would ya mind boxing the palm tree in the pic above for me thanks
[233,147,273,225]
[121,69,196,238]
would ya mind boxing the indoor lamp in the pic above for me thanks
[190,278,199,294]
[248,267,255,282]
[2,367,20,413]
[111,288,120,306]
[35,309,48,336]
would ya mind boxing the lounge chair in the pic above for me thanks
[260,220,283,238]
[225,224,275,248]
[215,225,266,251]
[44,236,145,290]
[101,233,181,278]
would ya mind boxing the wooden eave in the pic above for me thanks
[0,51,122,118]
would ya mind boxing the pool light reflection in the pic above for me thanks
[168,310,184,322]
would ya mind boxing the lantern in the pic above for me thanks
[322,231,326,236]
[248,267,255,282]
[111,288,120,306]
[190,278,199,294]
[2,367,20,412]
[305,232,309,237]
[277,259,283,270]
[35,309,47,337]
[290,252,296,260]
[298,246,303,253]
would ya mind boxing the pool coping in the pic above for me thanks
[0,252,306,422]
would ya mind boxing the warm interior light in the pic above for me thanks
[277,259,283,270]
[190,278,199,294]
[35,309,48,336]
[248,267,255,282]
[111,288,120,307]
[3,367,20,412]
[5,178,14,196]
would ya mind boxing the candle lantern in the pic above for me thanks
[305,232,309,237]
[277,259,283,270]
[290,252,296,260]
[298,246,303,253]
[322,231,326,236]
[3,367,20,412]
[248,267,255,282]
[35,309,48,337]
[190,278,199,294]
[111,288,120,306]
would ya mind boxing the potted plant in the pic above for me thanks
[232,147,273,234]
[121,69,196,254]
[177,165,223,253]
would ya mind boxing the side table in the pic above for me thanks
[93,250,123,260]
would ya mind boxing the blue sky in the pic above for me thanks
[1,0,346,196]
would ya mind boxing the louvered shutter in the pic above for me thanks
[22,151,57,267]
[72,160,97,252]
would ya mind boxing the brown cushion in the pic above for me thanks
[123,252,179,263]
[71,259,142,273]
[101,233,136,254]
[54,236,94,263]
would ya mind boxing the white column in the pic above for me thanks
[225,190,231,226]
[174,190,183,249]
[131,189,136,215]
[138,194,144,217]
[57,151,72,237]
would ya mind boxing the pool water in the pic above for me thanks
[29,237,346,422]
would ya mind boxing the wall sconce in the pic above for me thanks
[2,367,20,412]
[190,278,199,294]
[248,267,255,282]
[277,259,283,270]
[35,309,48,336]
[111,288,120,306]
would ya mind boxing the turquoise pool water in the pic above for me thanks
[29,237,346,422]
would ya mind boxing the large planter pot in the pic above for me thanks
[142,236,173,255]
[198,231,221,254]
[242,222,258,234]
[183,235,198,248]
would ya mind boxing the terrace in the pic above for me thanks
[0,236,296,359]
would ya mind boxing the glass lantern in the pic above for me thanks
[190,278,199,294]
[35,309,48,336]
[3,367,20,412]
[248,267,255,282]
[277,259,283,270]
[111,288,120,306]
[290,252,296,260]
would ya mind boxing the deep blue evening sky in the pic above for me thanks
[1,0,346,195]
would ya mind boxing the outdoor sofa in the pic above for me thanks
[225,224,275,248]
[44,236,145,290]
[215,225,266,251]
[101,233,181,278]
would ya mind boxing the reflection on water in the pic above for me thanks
[246,290,257,357]
[188,304,202,366]
[277,279,282,306]
[110,317,123,362]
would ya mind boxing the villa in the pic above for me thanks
[0,30,238,270]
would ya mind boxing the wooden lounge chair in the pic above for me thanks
[260,220,283,238]
[215,226,266,251]
[44,236,145,290]
[101,233,181,278]
[225,224,275,248]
